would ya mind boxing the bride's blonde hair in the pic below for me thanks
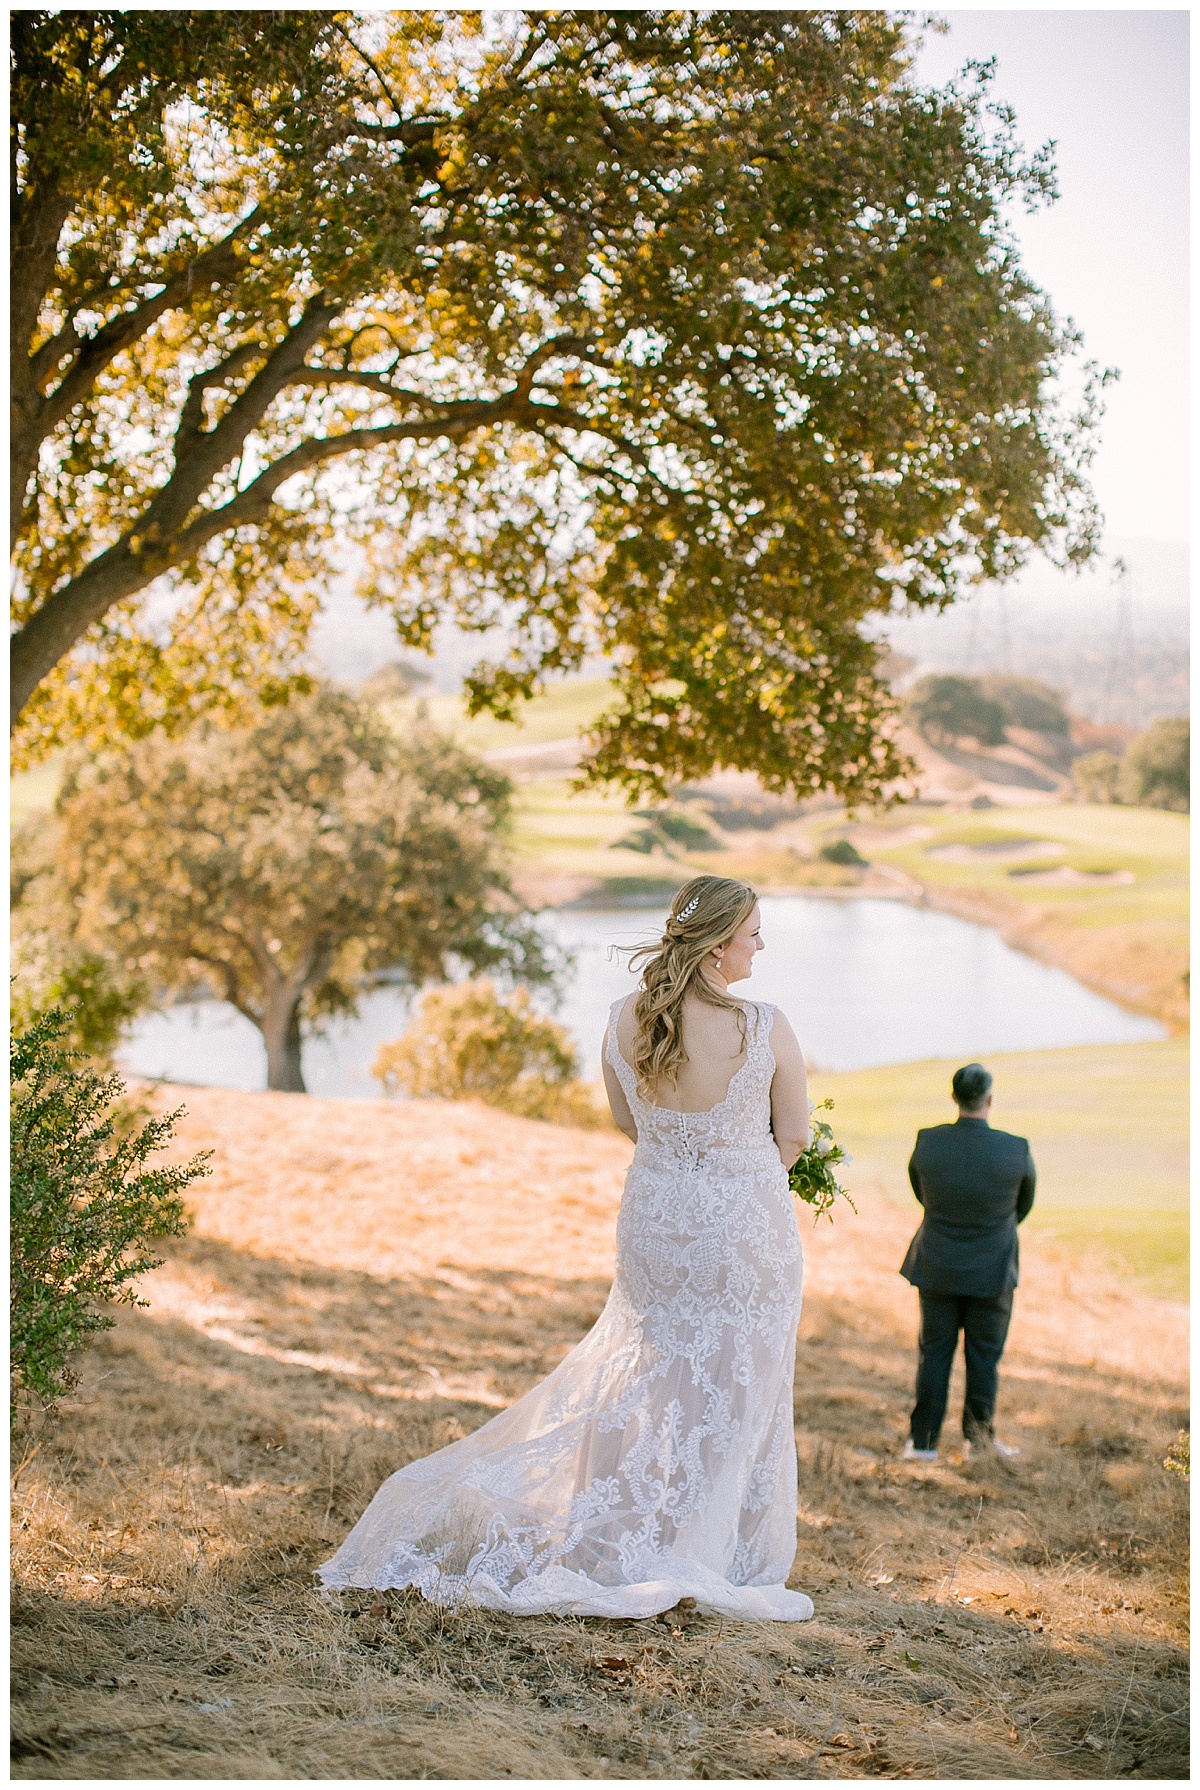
[628,875,758,1098]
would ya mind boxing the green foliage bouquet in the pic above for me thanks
[788,1099,856,1223]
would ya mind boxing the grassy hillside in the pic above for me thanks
[810,1039,1188,1299]
[387,674,616,753]
[11,1083,1188,1780]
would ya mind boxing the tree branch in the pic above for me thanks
[286,366,440,404]
[167,402,513,548]
[12,219,257,544]
[38,225,252,432]
[29,269,150,393]
[148,292,342,538]
[329,18,409,127]
[10,389,510,721]
[288,334,603,408]
[10,346,640,725]
[174,342,265,467]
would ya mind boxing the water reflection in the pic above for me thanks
[119,894,1166,1097]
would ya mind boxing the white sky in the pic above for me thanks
[910,9,1189,546]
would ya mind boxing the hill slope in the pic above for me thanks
[12,1085,1187,1781]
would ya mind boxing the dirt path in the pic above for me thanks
[12,1087,1188,1780]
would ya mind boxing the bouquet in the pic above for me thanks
[788,1099,855,1223]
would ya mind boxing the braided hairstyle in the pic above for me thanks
[628,875,758,1099]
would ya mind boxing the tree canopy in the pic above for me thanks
[374,978,601,1125]
[977,674,1071,736]
[1119,717,1188,812]
[14,10,1104,803]
[50,688,555,1091]
[905,673,1007,747]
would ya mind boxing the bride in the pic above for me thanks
[319,875,815,1621]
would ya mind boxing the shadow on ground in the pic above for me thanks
[11,1235,1189,1780]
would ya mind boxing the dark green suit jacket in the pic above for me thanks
[899,1116,1036,1298]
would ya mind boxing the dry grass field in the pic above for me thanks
[11,1085,1189,1781]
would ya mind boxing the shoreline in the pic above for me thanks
[520,866,1186,1034]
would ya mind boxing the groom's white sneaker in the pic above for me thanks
[902,1439,938,1462]
[965,1435,1021,1460]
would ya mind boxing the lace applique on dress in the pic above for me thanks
[318,995,812,1622]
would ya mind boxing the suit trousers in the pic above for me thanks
[910,1289,1013,1450]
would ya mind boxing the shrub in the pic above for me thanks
[1073,750,1122,805]
[612,808,719,855]
[11,944,147,1067]
[905,675,1007,747]
[819,838,868,867]
[11,1008,210,1422]
[374,980,606,1127]
[11,817,148,1066]
[1119,717,1189,811]
[1164,1431,1190,1479]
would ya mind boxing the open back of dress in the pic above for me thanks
[318,997,813,1621]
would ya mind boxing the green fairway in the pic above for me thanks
[388,675,616,753]
[862,801,1188,932]
[808,1038,1188,1298]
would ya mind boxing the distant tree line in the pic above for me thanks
[901,670,1187,811]
[1074,718,1189,812]
[904,673,1071,748]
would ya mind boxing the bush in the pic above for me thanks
[11,1008,209,1422]
[1119,717,1189,811]
[977,675,1071,735]
[1073,750,1122,805]
[612,808,719,855]
[374,980,606,1127]
[1164,1431,1190,1479]
[905,674,1007,747]
[11,943,147,1067]
[819,838,868,867]
[11,817,148,1066]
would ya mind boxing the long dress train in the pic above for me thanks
[317,997,814,1621]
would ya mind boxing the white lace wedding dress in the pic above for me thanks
[318,997,813,1621]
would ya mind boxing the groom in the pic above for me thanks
[899,1063,1036,1463]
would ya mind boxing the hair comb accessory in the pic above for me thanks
[676,894,701,920]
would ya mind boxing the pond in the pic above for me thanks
[118,893,1167,1097]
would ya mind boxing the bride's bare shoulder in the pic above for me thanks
[612,992,639,1044]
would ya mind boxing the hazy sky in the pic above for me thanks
[911,10,1189,546]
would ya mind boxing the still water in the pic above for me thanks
[118,894,1166,1097]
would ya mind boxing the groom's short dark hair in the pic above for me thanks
[952,1063,992,1110]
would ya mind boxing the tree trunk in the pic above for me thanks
[262,997,307,1093]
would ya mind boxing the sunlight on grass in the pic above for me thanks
[389,675,615,752]
[870,803,1188,929]
[809,1039,1188,1295]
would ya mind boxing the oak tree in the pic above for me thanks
[51,688,555,1091]
[14,10,1104,803]
[1119,717,1189,812]
[905,673,1007,748]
